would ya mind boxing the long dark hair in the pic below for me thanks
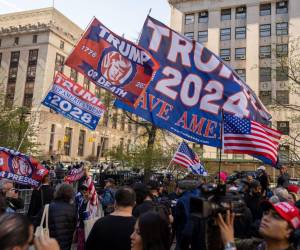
[0,213,32,250]
[139,212,171,250]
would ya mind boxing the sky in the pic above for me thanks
[0,0,171,41]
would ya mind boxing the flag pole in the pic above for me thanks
[218,110,224,184]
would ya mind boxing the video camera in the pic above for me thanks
[190,183,246,219]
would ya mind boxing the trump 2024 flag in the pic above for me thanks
[223,113,282,166]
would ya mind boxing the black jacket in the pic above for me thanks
[28,185,54,219]
[36,200,76,250]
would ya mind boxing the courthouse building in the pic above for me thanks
[168,0,300,167]
[0,8,139,161]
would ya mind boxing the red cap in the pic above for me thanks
[261,201,300,229]
[287,185,300,194]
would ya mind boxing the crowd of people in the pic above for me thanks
[0,163,300,250]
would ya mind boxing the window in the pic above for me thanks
[185,14,194,24]
[260,67,272,82]
[260,24,271,37]
[260,3,271,16]
[127,139,131,153]
[14,37,19,45]
[236,69,246,81]
[5,85,15,107]
[276,90,289,105]
[199,11,208,23]
[198,30,208,43]
[83,77,90,90]
[70,68,78,82]
[184,32,194,40]
[8,51,20,84]
[259,91,272,105]
[221,9,231,21]
[112,112,118,129]
[276,44,288,57]
[60,40,64,49]
[235,48,246,60]
[276,67,289,81]
[32,35,37,44]
[103,112,109,127]
[220,28,231,41]
[259,45,271,58]
[276,22,288,36]
[119,138,124,149]
[26,50,38,82]
[220,49,231,61]
[49,124,55,153]
[78,130,86,156]
[95,87,101,98]
[235,27,246,39]
[276,1,288,14]
[23,82,34,107]
[128,114,132,132]
[0,39,2,47]
[277,121,289,135]
[120,114,125,131]
[279,145,289,162]
[64,127,73,155]
[0,53,2,67]
[54,53,64,73]
[98,137,109,157]
[236,6,246,19]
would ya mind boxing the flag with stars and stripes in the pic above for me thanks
[223,113,282,166]
[172,142,208,176]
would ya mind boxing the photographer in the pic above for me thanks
[217,201,300,250]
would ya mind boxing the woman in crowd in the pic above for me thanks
[36,183,76,250]
[0,213,59,250]
[131,211,171,250]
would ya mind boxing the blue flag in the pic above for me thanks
[115,16,271,147]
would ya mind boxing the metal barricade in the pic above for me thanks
[17,189,33,214]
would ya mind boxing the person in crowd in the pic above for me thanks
[27,174,54,221]
[49,166,56,185]
[75,184,90,250]
[0,213,59,250]
[101,178,116,215]
[174,180,200,250]
[244,180,264,222]
[35,183,76,250]
[269,187,291,204]
[131,211,171,250]
[277,165,290,188]
[0,179,24,213]
[86,187,136,250]
[217,201,300,250]
[256,166,270,196]
[0,192,6,215]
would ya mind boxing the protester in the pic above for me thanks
[86,187,136,250]
[0,193,6,215]
[0,179,24,213]
[75,184,90,250]
[83,167,99,217]
[131,211,171,250]
[35,183,76,250]
[101,178,116,215]
[244,180,263,222]
[27,174,54,221]
[256,166,269,196]
[0,213,59,250]
[174,180,200,250]
[277,165,290,188]
[217,201,300,250]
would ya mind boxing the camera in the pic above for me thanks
[190,183,246,219]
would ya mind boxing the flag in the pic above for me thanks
[172,142,208,176]
[0,147,48,187]
[42,73,106,130]
[223,113,282,166]
[64,167,84,184]
[83,175,99,217]
[65,17,159,106]
[115,16,272,148]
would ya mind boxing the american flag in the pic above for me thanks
[172,142,208,176]
[223,113,282,166]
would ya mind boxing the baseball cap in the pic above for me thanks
[261,201,300,229]
[257,166,266,171]
[287,185,300,194]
